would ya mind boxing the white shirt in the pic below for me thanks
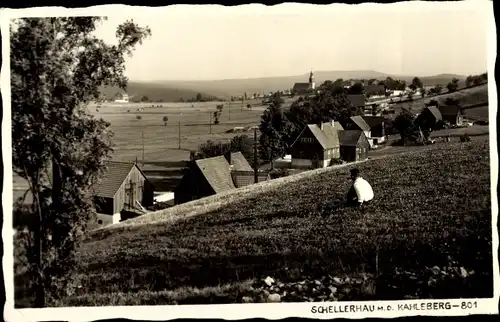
[353,177,374,203]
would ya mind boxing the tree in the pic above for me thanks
[140,95,150,102]
[447,78,459,93]
[393,109,418,146]
[347,82,364,95]
[247,103,252,109]
[465,75,474,88]
[136,115,142,120]
[196,93,203,101]
[433,85,443,95]
[285,87,356,145]
[410,77,423,91]
[11,17,150,307]
[163,116,168,126]
[259,93,291,169]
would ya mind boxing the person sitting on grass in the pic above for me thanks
[346,168,374,211]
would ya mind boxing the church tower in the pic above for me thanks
[309,70,315,90]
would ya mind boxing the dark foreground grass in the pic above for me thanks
[15,138,493,306]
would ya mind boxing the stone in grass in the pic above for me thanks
[268,293,281,302]
[332,277,343,286]
[264,276,275,287]
[430,266,441,275]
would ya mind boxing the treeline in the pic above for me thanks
[178,92,225,103]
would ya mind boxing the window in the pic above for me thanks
[98,220,103,225]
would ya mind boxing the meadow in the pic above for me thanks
[385,84,489,119]
[13,137,491,306]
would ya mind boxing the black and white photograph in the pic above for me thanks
[2,1,499,320]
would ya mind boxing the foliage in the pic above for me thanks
[10,17,150,307]
[136,115,142,120]
[259,93,291,166]
[393,109,418,146]
[28,139,491,306]
[409,77,423,91]
[196,135,254,165]
[162,116,168,126]
[347,83,364,95]
[285,83,358,144]
[446,78,460,93]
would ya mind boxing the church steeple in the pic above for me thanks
[309,70,315,90]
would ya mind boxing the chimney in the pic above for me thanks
[331,119,335,127]
[320,123,324,130]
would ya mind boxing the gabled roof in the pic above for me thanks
[339,130,364,147]
[195,156,235,193]
[93,161,137,198]
[439,105,461,117]
[230,152,253,171]
[425,106,443,121]
[350,115,371,132]
[347,94,366,107]
[293,83,310,92]
[307,123,340,150]
[362,116,386,128]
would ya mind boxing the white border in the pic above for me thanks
[1,2,499,321]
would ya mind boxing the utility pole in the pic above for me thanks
[141,131,145,167]
[209,111,212,134]
[254,126,258,184]
[228,100,231,120]
[178,119,181,149]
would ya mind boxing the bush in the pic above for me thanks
[329,158,343,166]
[269,168,290,179]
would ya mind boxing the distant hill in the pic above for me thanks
[99,82,217,102]
[102,70,470,102]
[155,70,468,99]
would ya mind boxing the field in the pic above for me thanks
[14,137,492,306]
[86,99,287,191]
[384,84,489,119]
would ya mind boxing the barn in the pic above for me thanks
[92,161,154,225]
[339,130,370,162]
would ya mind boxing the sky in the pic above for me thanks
[92,2,492,82]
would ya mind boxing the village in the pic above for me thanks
[8,5,494,311]
[50,70,485,228]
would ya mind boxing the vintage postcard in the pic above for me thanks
[1,2,498,321]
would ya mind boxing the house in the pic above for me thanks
[289,120,343,169]
[361,116,388,145]
[347,94,366,113]
[339,130,370,162]
[92,161,154,225]
[292,71,316,95]
[174,152,269,204]
[415,105,443,130]
[346,115,372,146]
[114,93,129,103]
[439,105,464,127]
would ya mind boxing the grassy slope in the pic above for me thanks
[41,138,492,306]
[386,84,488,119]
